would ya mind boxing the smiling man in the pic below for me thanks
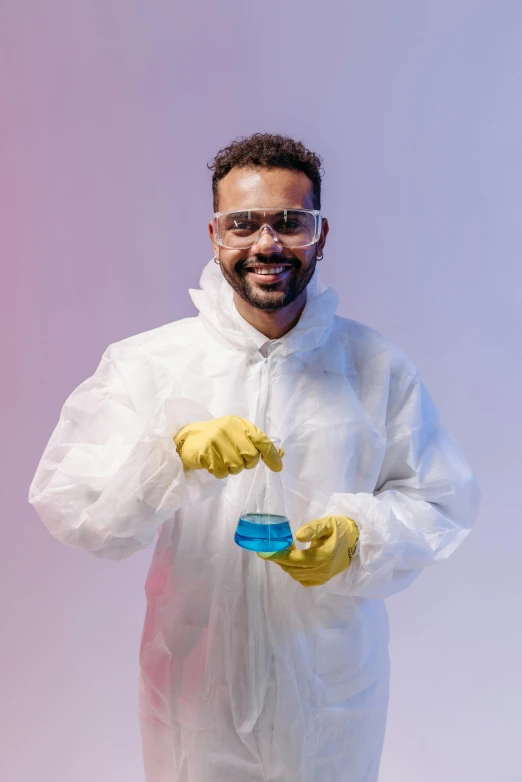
[29,133,480,782]
[210,158,328,340]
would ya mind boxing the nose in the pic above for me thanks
[251,225,283,253]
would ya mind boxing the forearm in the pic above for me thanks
[322,373,481,597]
[321,476,479,598]
[28,346,221,559]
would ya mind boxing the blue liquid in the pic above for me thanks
[234,513,293,553]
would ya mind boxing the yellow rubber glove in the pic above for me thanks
[173,415,284,479]
[257,515,359,587]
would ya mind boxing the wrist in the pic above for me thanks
[173,426,189,460]
[348,522,359,560]
[175,436,186,460]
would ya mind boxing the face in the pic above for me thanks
[209,167,329,312]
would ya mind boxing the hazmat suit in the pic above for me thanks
[28,259,480,782]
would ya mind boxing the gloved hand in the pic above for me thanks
[173,415,284,479]
[257,515,359,587]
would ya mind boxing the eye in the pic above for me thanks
[232,220,255,231]
[223,216,258,233]
[274,219,303,233]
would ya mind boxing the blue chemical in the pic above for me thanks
[234,513,293,553]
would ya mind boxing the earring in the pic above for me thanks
[316,253,323,261]
[213,256,220,265]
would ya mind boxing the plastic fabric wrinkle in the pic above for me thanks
[28,259,480,782]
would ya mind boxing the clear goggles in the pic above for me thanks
[212,208,322,250]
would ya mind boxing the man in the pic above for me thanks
[29,133,480,782]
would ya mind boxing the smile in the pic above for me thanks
[247,266,289,275]
[243,265,295,283]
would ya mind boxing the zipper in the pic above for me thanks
[257,355,270,426]
[252,355,271,725]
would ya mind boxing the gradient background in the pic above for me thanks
[2,2,521,780]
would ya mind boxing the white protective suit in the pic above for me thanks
[29,259,480,782]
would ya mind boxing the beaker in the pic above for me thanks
[234,436,293,553]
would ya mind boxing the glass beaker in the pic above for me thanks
[234,436,293,553]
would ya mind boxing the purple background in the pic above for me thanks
[2,2,521,780]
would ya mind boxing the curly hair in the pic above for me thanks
[208,133,323,211]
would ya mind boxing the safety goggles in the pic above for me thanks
[212,208,322,250]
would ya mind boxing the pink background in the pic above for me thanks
[2,2,521,780]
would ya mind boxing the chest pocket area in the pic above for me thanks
[277,365,386,495]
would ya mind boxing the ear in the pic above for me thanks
[208,219,219,257]
[318,217,329,255]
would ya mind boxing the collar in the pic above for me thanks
[231,304,272,351]
[189,259,339,357]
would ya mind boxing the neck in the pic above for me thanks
[233,289,307,339]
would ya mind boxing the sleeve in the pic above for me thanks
[28,343,222,560]
[323,369,481,598]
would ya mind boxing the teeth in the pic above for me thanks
[249,266,287,275]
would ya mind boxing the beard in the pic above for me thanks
[220,253,318,312]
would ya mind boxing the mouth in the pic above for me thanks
[243,264,294,283]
